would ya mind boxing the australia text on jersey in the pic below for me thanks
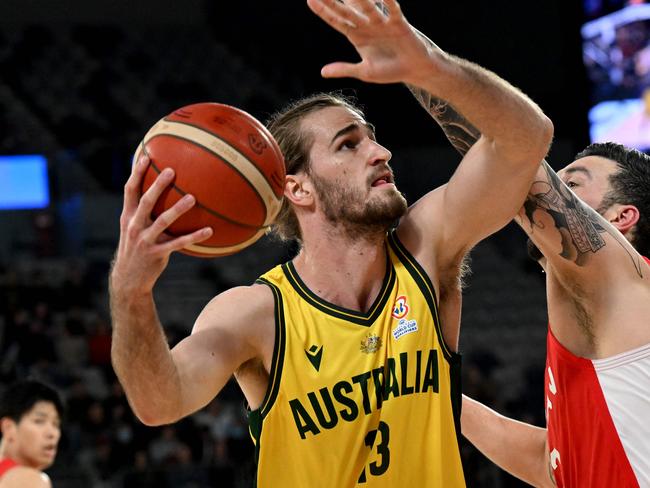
[289,349,440,439]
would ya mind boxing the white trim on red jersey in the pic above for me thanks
[593,342,650,485]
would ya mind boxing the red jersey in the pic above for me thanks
[0,458,19,478]
[545,257,650,487]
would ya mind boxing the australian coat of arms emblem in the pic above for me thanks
[360,333,382,354]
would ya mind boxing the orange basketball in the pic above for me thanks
[133,103,286,257]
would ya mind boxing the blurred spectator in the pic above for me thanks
[149,426,184,466]
[55,317,90,371]
[87,315,112,374]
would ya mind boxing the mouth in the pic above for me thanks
[43,445,57,457]
[371,172,394,187]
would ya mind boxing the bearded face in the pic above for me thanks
[309,169,407,238]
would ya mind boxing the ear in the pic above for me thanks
[283,174,314,208]
[0,417,17,440]
[607,204,639,235]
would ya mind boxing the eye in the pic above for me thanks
[566,181,578,188]
[338,139,358,151]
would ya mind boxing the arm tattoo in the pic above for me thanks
[406,30,480,156]
[522,162,643,277]
[407,85,480,156]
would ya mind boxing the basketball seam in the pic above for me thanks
[163,116,283,199]
[144,120,280,225]
[143,143,269,231]
[182,229,266,255]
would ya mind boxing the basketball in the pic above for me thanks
[133,103,286,257]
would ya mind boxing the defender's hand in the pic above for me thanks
[307,0,440,85]
[110,156,213,297]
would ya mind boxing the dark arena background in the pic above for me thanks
[0,1,648,486]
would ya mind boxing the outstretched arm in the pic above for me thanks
[407,43,644,286]
[406,30,480,157]
[308,0,553,261]
[516,161,644,279]
[462,395,554,488]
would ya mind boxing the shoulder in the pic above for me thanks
[193,283,277,336]
[396,186,465,279]
[0,467,51,488]
[398,187,443,249]
[201,283,276,317]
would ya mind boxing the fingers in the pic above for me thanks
[144,193,197,243]
[121,154,210,256]
[156,227,213,256]
[133,166,176,226]
[321,61,362,79]
[347,0,386,21]
[372,0,402,18]
[307,0,363,36]
[122,154,150,224]
[308,0,396,30]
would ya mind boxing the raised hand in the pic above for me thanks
[306,0,439,85]
[110,156,213,296]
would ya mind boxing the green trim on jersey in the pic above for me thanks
[387,231,453,360]
[387,231,463,434]
[249,232,466,487]
[253,278,286,417]
[282,251,396,327]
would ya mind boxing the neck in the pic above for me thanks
[0,443,30,469]
[294,229,388,313]
[0,443,13,462]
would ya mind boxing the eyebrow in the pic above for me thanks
[564,166,592,179]
[329,122,376,147]
[32,411,55,418]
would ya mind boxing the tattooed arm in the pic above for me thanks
[407,84,480,156]
[406,30,480,156]
[405,33,641,279]
[410,81,558,483]
[516,161,643,277]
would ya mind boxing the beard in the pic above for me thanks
[310,170,408,240]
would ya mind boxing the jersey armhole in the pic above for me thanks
[387,230,457,361]
[387,230,465,452]
[251,278,287,420]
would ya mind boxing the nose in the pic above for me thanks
[47,423,61,441]
[368,140,392,166]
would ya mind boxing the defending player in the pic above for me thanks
[412,61,650,484]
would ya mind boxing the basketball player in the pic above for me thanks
[109,0,552,485]
[414,71,650,485]
[0,380,63,488]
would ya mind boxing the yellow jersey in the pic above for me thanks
[249,231,465,487]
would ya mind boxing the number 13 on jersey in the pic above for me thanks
[358,421,390,483]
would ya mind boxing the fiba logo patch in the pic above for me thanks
[360,334,382,354]
[391,295,409,319]
[391,295,418,339]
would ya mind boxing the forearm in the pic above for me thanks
[110,289,183,426]
[407,84,479,156]
[462,395,552,487]
[407,33,551,162]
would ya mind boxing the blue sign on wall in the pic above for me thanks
[0,155,50,210]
